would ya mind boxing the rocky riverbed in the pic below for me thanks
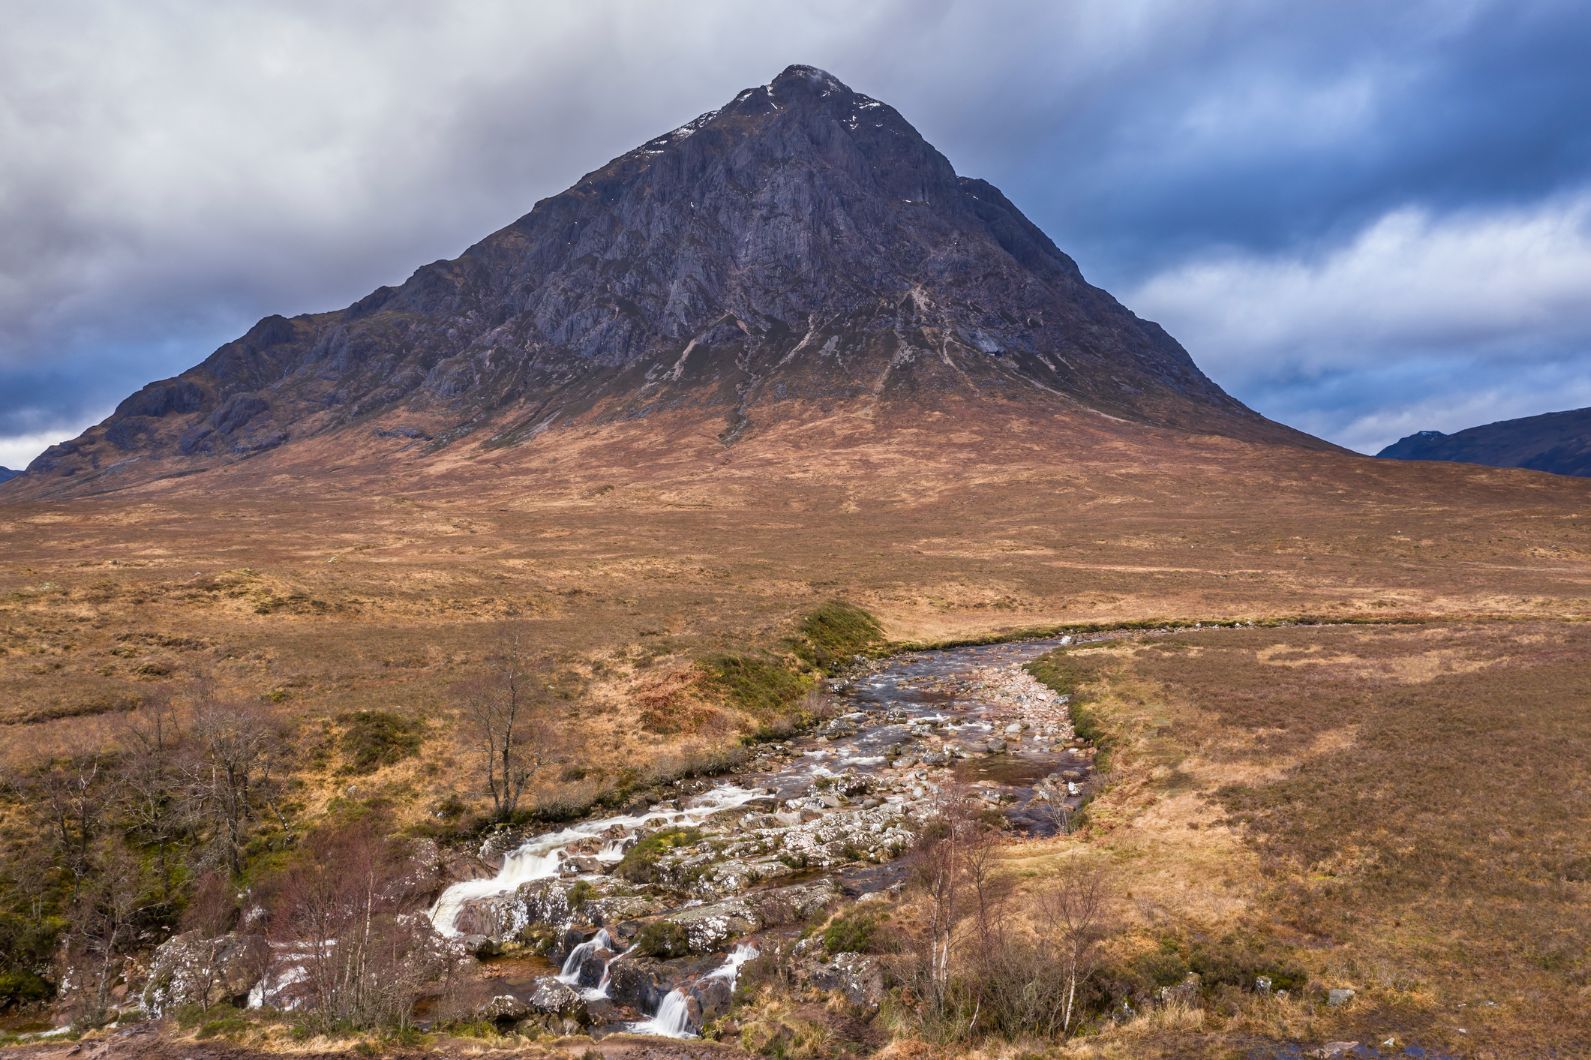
[423,633,1105,1038]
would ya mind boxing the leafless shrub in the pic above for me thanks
[895,785,1117,1043]
[59,840,153,1027]
[264,818,457,1030]
[186,690,282,876]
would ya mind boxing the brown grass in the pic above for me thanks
[1016,620,1591,1057]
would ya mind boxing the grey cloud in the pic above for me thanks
[2,0,1589,465]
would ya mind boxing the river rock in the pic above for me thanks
[642,879,840,953]
[478,993,531,1024]
[140,930,268,1016]
[688,973,736,1025]
[605,954,673,1014]
[527,976,588,1022]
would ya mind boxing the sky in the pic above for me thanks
[3,0,1590,467]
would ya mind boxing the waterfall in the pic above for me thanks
[593,942,639,999]
[557,928,612,985]
[629,943,758,1038]
[704,942,759,987]
[428,844,565,936]
[631,988,692,1038]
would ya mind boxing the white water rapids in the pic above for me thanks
[428,785,766,937]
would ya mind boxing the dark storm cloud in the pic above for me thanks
[3,0,1589,466]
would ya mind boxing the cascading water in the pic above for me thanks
[557,928,613,986]
[428,785,766,936]
[630,987,692,1038]
[422,628,1128,1038]
[704,942,760,986]
[593,943,639,1000]
[627,944,760,1038]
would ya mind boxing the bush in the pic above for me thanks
[339,711,424,774]
[792,601,884,672]
[0,969,51,1009]
[634,920,689,958]
[821,908,878,954]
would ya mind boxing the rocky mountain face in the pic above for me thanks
[22,65,1322,494]
[1379,406,1591,478]
[0,467,17,484]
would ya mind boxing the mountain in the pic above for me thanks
[0,467,17,484]
[1378,406,1591,478]
[21,64,1325,495]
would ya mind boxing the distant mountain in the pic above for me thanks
[0,467,17,484]
[1378,407,1591,478]
[23,64,1325,495]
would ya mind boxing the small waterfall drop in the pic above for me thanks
[593,942,639,999]
[557,927,612,985]
[631,987,692,1038]
[704,942,760,987]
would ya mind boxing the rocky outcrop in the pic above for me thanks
[474,976,589,1034]
[641,879,840,954]
[794,947,884,1010]
[140,931,268,1016]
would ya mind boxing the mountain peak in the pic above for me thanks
[20,68,1323,493]
[769,63,849,92]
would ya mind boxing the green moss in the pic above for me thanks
[821,908,878,954]
[706,652,813,717]
[614,826,702,884]
[1025,651,1111,770]
[0,969,51,1009]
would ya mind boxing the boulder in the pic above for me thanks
[140,931,268,1016]
[688,974,736,1025]
[526,976,588,1023]
[1327,987,1356,1008]
[605,954,673,1014]
[477,993,530,1024]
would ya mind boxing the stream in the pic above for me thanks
[422,629,1135,1038]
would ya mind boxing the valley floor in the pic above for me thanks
[1,419,1587,1056]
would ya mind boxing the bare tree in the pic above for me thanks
[458,626,555,822]
[60,840,150,1027]
[905,784,988,1019]
[33,756,107,900]
[187,692,279,877]
[1039,862,1114,1036]
[898,787,1118,1044]
[116,691,188,900]
[266,819,454,1029]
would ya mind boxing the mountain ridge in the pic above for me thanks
[1378,406,1591,478]
[16,64,1328,496]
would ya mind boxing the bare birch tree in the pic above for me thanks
[458,626,554,822]
[1039,862,1114,1036]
